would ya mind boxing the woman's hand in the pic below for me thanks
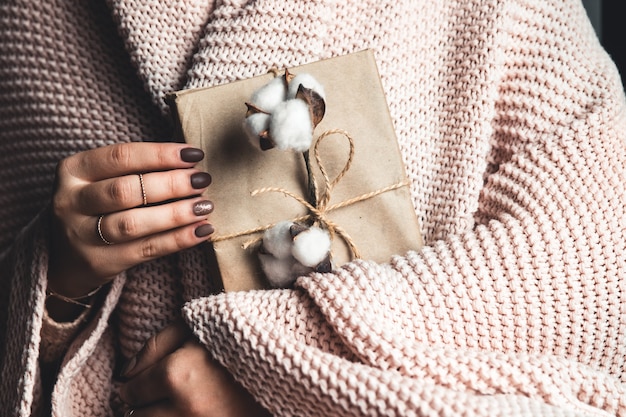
[48,142,215,302]
[119,320,270,417]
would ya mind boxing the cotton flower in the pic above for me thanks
[249,76,287,113]
[291,226,331,267]
[245,70,333,288]
[268,99,313,152]
[287,73,326,101]
[259,221,332,288]
[243,71,325,152]
[258,253,310,289]
[242,112,270,147]
[262,221,293,259]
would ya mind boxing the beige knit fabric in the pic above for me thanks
[1,0,626,416]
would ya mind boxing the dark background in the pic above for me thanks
[583,1,626,89]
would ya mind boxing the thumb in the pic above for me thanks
[121,318,191,379]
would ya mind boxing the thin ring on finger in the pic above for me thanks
[98,198,213,244]
[124,408,135,417]
[138,173,148,206]
[96,214,114,245]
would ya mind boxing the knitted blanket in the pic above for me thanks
[1,0,625,416]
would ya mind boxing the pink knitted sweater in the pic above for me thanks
[1,0,625,416]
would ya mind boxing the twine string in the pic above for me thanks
[211,129,409,261]
[314,129,355,210]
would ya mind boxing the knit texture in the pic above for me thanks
[1,0,626,416]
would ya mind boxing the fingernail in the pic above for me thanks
[195,224,215,237]
[181,147,204,163]
[193,200,214,216]
[191,172,212,189]
[121,356,137,377]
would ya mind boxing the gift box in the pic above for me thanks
[167,50,423,291]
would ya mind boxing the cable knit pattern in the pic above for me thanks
[1,0,626,416]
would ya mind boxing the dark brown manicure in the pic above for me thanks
[193,200,214,216]
[181,147,205,163]
[191,172,212,189]
[195,224,214,237]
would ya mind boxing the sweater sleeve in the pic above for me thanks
[0,207,123,416]
[0,209,50,416]
[182,1,626,416]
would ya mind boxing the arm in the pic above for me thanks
[0,142,216,416]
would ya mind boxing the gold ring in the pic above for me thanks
[138,173,147,206]
[96,214,114,245]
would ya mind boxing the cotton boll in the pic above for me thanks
[262,221,294,259]
[259,253,297,288]
[243,112,270,145]
[291,226,331,267]
[259,253,312,288]
[269,99,313,152]
[287,73,326,100]
[250,76,287,113]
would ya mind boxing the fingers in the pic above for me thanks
[64,142,205,181]
[122,320,191,380]
[121,367,171,409]
[96,197,214,245]
[47,142,213,300]
[121,337,271,417]
[121,340,227,412]
[63,176,216,279]
[79,169,212,215]
[120,355,189,408]
[120,326,199,407]
[90,219,214,277]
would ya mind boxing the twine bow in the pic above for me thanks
[211,128,409,261]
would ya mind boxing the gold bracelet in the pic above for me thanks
[45,285,103,308]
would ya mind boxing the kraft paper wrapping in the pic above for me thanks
[167,50,423,291]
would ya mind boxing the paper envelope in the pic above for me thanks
[167,50,423,291]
